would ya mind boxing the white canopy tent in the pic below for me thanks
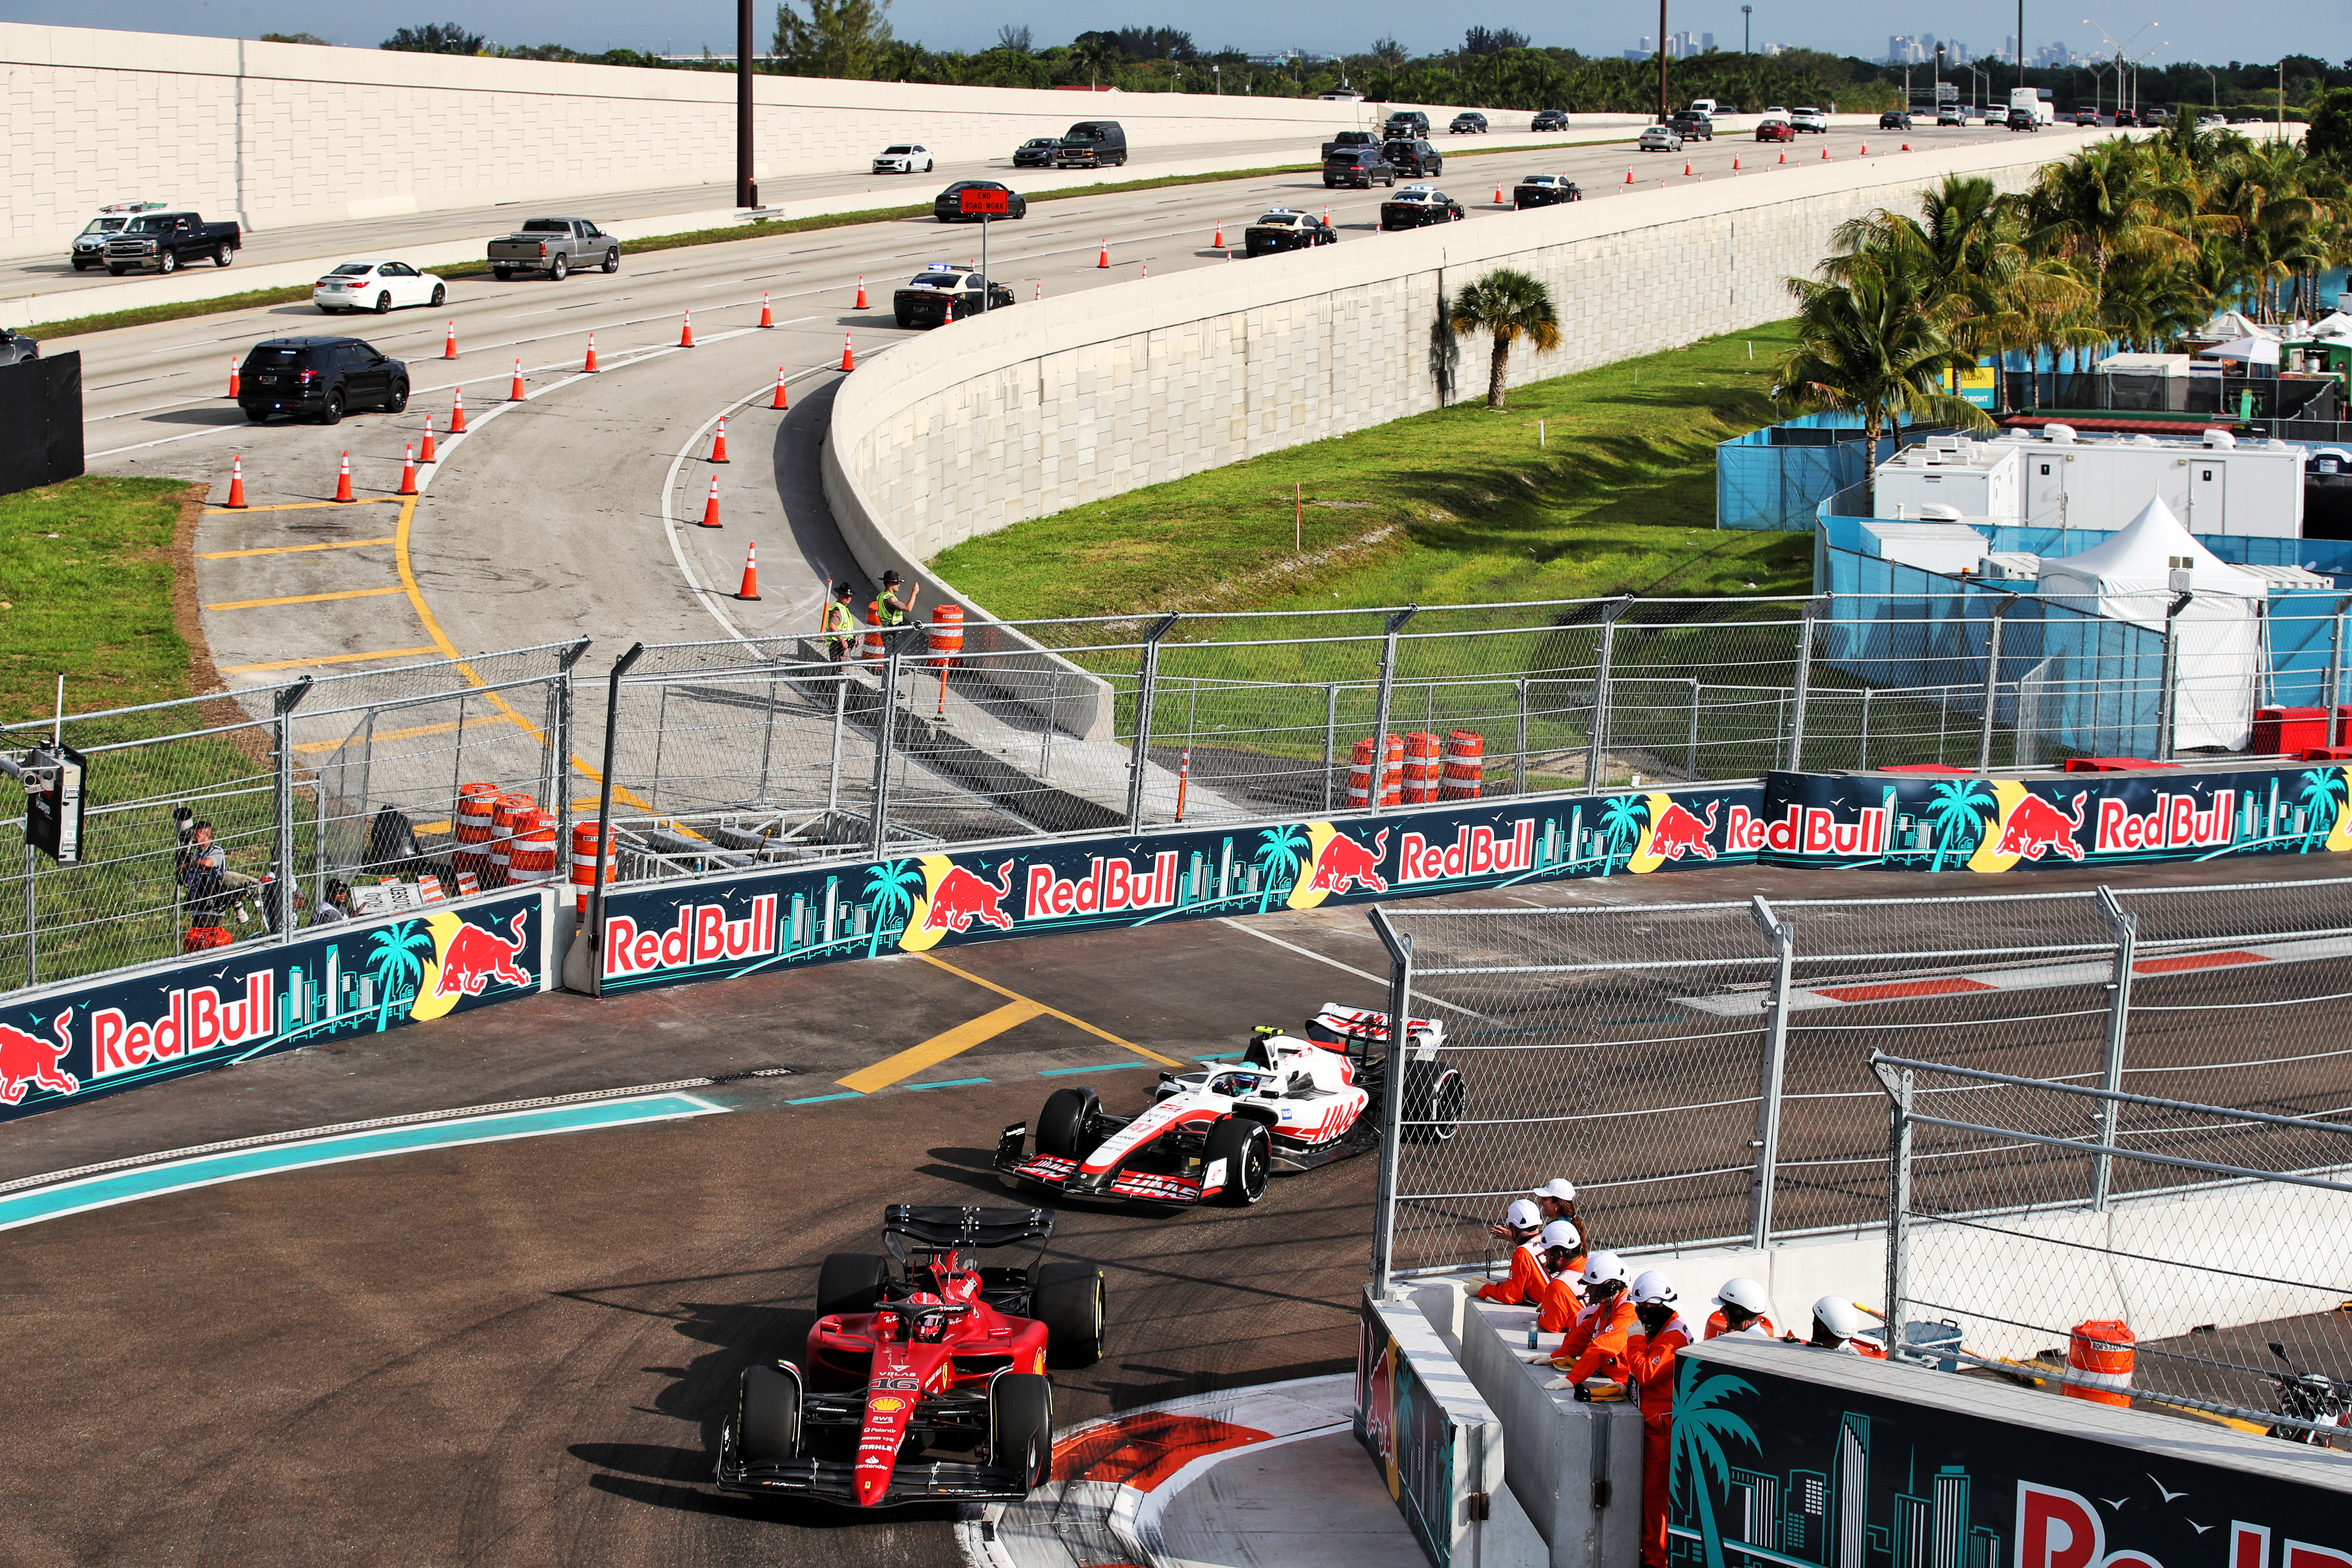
[2199,336,2283,366]
[2201,309,2278,341]
[2305,310,2352,340]
[2037,497,2266,751]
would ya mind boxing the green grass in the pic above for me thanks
[0,475,198,722]
[931,322,1814,621]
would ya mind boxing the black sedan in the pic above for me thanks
[1449,113,1488,134]
[1380,186,1465,229]
[1011,137,1059,168]
[893,266,1015,327]
[1531,109,1569,131]
[1879,110,1912,130]
[1244,209,1338,257]
[1512,174,1583,208]
[934,180,1029,222]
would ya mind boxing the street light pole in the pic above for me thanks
[735,0,756,208]
[1657,0,1670,125]
[1742,4,1752,54]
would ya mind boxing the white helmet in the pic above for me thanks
[1539,1220,1581,1251]
[1712,1278,1772,1317]
[1630,1270,1677,1305]
[1580,1250,1629,1288]
[1503,1198,1542,1231]
[1812,1295,1864,1340]
[1531,1177,1577,1203]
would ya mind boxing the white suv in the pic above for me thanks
[1789,107,1829,133]
[873,143,934,174]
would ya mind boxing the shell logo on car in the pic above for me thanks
[867,1396,907,1415]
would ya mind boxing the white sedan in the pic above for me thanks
[873,143,935,174]
[312,259,447,314]
[1638,124,1684,151]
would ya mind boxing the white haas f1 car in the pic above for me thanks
[995,1005,1464,1207]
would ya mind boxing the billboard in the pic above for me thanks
[0,889,552,1125]
[1356,1292,1463,1568]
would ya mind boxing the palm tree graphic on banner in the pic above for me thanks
[863,860,926,955]
[1924,778,1997,871]
[364,921,435,1031]
[1253,825,1310,910]
[1598,794,1648,874]
[2294,768,2346,851]
[1672,1360,1761,1568]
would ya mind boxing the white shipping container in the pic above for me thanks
[1870,439,2023,525]
[1996,428,2306,538]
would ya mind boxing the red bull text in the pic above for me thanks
[603,895,778,978]
[1724,802,1891,858]
[2095,791,2234,854]
[89,974,276,1081]
[1394,821,1535,885]
[1024,851,1182,922]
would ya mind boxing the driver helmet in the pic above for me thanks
[916,1311,950,1342]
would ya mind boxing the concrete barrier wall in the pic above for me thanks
[0,21,1634,257]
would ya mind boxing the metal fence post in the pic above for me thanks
[2157,590,2193,761]
[551,639,589,835]
[1369,906,1414,1299]
[271,677,312,942]
[1323,683,1338,812]
[2091,885,2138,1212]
[1747,894,1797,1248]
[1787,596,1827,772]
[1686,678,1701,781]
[1515,678,1528,796]
[1976,597,2017,775]
[827,673,847,812]
[1125,612,1180,830]
[2330,595,2352,712]
[1883,1065,1915,1359]
[1585,596,1632,794]
[588,643,646,999]
[871,633,907,858]
[1367,607,1418,815]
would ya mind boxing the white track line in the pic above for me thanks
[1214,916,1490,1020]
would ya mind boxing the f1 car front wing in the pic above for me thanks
[993,1123,1207,1205]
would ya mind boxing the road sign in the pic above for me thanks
[959,187,1011,216]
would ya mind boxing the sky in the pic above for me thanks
[17,0,2345,67]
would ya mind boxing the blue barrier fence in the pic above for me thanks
[1715,414,1952,533]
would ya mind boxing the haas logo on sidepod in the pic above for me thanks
[1308,830,1389,895]
[923,860,1017,933]
[1648,799,1718,861]
[433,910,533,998]
[1995,791,2088,862]
[0,1014,79,1105]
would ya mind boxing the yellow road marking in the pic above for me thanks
[837,1000,1046,1094]
[914,953,1182,1066]
[291,714,510,754]
[201,536,398,560]
[202,499,402,515]
[202,585,407,611]
[222,645,440,673]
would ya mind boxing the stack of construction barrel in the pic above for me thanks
[1345,731,1482,810]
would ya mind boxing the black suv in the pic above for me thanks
[1383,138,1443,177]
[239,337,408,425]
[1449,112,1488,134]
[1324,147,1397,188]
[1531,109,1569,131]
[1382,111,1432,139]
[1879,110,1913,129]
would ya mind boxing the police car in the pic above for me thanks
[1243,208,1338,257]
[1378,185,1466,230]
[1512,173,1584,209]
[892,264,1015,329]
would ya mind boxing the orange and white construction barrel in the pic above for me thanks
[1441,731,1485,799]
[1400,732,1441,804]
[2063,1320,2135,1407]
[928,604,965,669]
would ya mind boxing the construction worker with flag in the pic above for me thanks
[1544,1251,1636,1387]
[1618,1271,1694,1568]
[1475,1199,1547,1303]
[1704,1277,1776,1340]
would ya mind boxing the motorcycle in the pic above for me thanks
[2264,1341,2352,1447]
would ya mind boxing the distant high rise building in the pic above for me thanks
[1701,32,1714,49]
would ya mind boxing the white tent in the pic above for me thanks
[2199,335,2282,365]
[2037,497,2265,751]
[2308,310,2352,340]
[2201,309,2278,341]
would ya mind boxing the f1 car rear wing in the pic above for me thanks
[882,1204,1055,1250]
[1303,1004,1444,1057]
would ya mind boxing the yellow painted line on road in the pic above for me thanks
[222,645,440,673]
[202,585,407,611]
[837,1000,1046,1094]
[201,536,398,559]
[202,499,401,515]
[290,713,513,754]
[914,952,1182,1067]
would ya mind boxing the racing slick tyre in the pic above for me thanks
[989,1372,1054,1487]
[1035,1086,1100,1161]
[736,1364,802,1462]
[1401,1062,1466,1144]
[815,1252,891,1318]
[1205,1115,1271,1207]
[1032,1260,1106,1369]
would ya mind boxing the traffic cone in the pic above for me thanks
[1140,257,1149,278]
[945,298,956,325]
[840,333,855,372]
[1624,168,1635,184]
[1097,239,1109,268]
[583,332,599,373]
[759,291,774,328]
[224,455,247,509]
[710,415,729,463]
[1861,143,1868,155]
[734,542,761,600]
[772,367,789,409]
[1733,155,1742,169]
[680,310,695,348]
[698,474,722,528]
[1213,222,1225,247]
[397,444,418,495]
[855,276,868,309]
[226,357,239,398]
[1822,145,1830,159]
[1779,150,1786,164]
[449,386,468,433]
[333,450,355,503]
[1494,181,1504,203]
[1684,159,1693,175]
[1034,282,1042,301]
[443,321,457,359]
[509,359,525,401]
[420,414,436,463]
[1322,205,1331,225]
[1902,143,1911,151]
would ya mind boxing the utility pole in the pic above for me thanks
[735,0,756,207]
[1657,0,1670,124]
[1742,4,1752,53]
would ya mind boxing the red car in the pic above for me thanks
[716,1205,1106,1508]
[1755,119,1797,142]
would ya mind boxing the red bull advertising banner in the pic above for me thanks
[0,889,552,1126]
[1757,763,2352,873]
[591,787,1766,995]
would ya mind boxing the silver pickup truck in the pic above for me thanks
[487,217,619,281]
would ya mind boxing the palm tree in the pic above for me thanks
[862,859,925,955]
[1597,793,1646,872]
[2295,768,2346,849]
[365,921,435,1030]
[1447,269,1563,410]
[1252,825,1309,910]
[1925,778,1997,870]
[1670,1361,1760,1568]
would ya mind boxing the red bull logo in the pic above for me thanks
[1023,851,1180,922]
[604,895,778,978]
[1646,799,1718,862]
[1724,802,1890,858]
[0,1014,77,1104]
[89,972,277,1082]
[1395,821,1534,885]
[2095,791,2234,854]
[1995,792,2087,862]
[1306,829,1389,894]
[924,860,1017,932]
[433,910,532,998]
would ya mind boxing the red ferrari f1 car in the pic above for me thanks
[994,1004,1465,1208]
[715,1205,1106,1508]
